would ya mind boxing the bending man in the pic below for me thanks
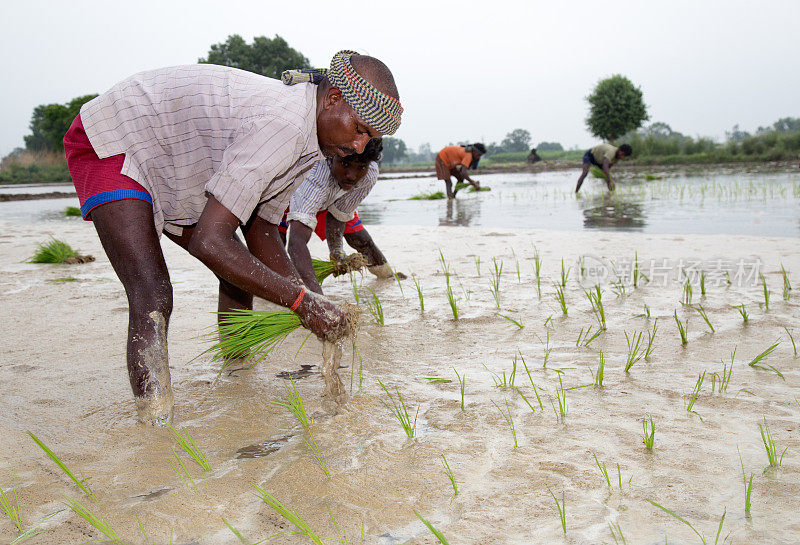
[435,143,486,199]
[575,143,632,193]
[64,50,402,424]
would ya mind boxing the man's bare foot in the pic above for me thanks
[135,390,174,427]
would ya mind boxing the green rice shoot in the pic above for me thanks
[682,279,693,306]
[783,327,797,357]
[554,284,568,315]
[495,312,524,329]
[63,206,82,217]
[412,275,424,311]
[560,258,570,288]
[685,371,705,419]
[623,330,645,372]
[168,425,211,471]
[521,358,544,410]
[489,258,503,308]
[269,379,309,429]
[302,429,331,479]
[453,368,466,409]
[674,310,688,345]
[312,253,367,283]
[27,431,95,501]
[780,264,791,301]
[645,318,658,358]
[169,448,196,490]
[735,303,749,323]
[548,488,567,534]
[64,495,123,544]
[592,352,605,388]
[364,288,385,325]
[252,485,324,545]
[0,483,23,532]
[747,341,782,377]
[491,399,518,447]
[445,280,459,320]
[441,455,458,499]
[533,247,542,298]
[378,381,417,439]
[738,446,753,516]
[759,417,787,470]
[648,500,727,545]
[760,273,770,310]
[692,304,715,333]
[29,237,78,264]
[414,511,451,545]
[585,285,606,330]
[642,414,655,450]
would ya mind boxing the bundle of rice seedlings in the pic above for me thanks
[63,206,82,217]
[208,309,303,368]
[312,253,367,283]
[30,238,78,263]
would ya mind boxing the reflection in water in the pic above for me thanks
[440,198,479,227]
[580,195,647,230]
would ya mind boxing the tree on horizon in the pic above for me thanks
[585,75,648,143]
[199,34,310,79]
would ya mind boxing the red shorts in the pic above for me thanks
[279,210,364,241]
[63,114,152,220]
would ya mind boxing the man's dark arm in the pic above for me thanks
[324,212,347,263]
[455,164,480,189]
[286,220,324,294]
[602,159,615,190]
[188,197,346,339]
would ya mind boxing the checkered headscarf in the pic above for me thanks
[282,50,403,136]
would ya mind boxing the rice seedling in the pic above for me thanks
[491,399,518,447]
[711,352,734,394]
[780,264,791,301]
[700,271,707,296]
[593,452,612,487]
[489,257,503,308]
[560,258,570,288]
[303,429,331,478]
[685,371,705,419]
[735,303,749,323]
[737,447,753,517]
[453,368,466,409]
[441,455,458,498]
[591,352,605,387]
[542,331,552,367]
[364,288,385,325]
[167,425,211,471]
[414,511,451,545]
[11,523,47,544]
[543,314,553,329]
[445,281,459,320]
[533,247,542,298]
[724,270,732,286]
[410,190,446,200]
[378,381,417,439]
[473,255,481,277]
[64,496,124,544]
[29,237,79,263]
[548,488,567,534]
[513,253,522,283]
[27,431,95,501]
[578,256,586,279]
[681,278,693,306]
[63,205,82,217]
[391,267,405,298]
[610,278,626,297]
[495,312,524,329]
[252,485,324,545]
[423,376,452,384]
[760,273,770,310]
[412,275,424,311]
[759,417,787,470]
[223,517,270,544]
[784,327,797,357]
[350,272,360,304]
[0,483,23,532]
[635,303,651,319]
[647,500,728,545]
[554,284,568,315]
[674,310,688,345]
[586,285,606,330]
[521,358,544,410]
[608,521,627,545]
[209,309,302,368]
[438,249,451,279]
[456,274,472,301]
[642,414,655,450]
[644,319,658,359]
[747,341,782,378]
[692,304,715,333]
[269,379,309,429]
[169,448,196,490]
[550,373,567,422]
[312,254,367,284]
[623,330,645,372]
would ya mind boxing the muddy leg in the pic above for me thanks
[91,199,175,425]
[575,163,591,193]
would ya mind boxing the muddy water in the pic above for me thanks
[1,217,800,544]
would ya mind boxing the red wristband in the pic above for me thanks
[290,287,305,311]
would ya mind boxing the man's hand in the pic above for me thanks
[329,250,347,276]
[295,290,351,342]
[607,179,616,191]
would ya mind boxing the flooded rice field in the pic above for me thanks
[1,166,799,544]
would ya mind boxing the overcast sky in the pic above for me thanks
[2,0,798,157]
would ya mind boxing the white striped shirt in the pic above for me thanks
[80,64,322,234]
[286,160,378,229]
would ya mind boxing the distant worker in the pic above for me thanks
[435,143,486,199]
[527,148,542,164]
[575,143,633,193]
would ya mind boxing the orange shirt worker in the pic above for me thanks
[435,143,485,198]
